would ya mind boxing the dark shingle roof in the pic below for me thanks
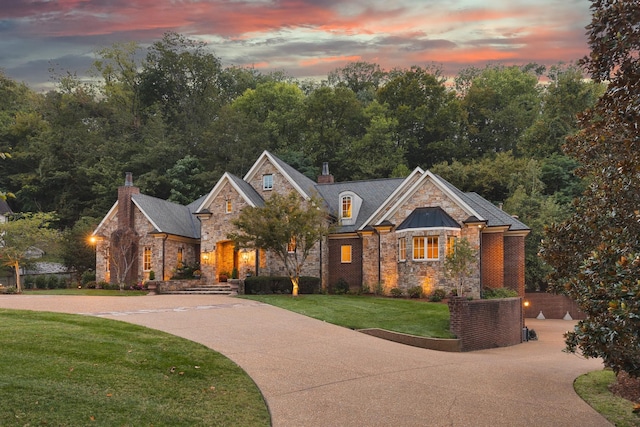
[269,153,319,198]
[132,194,201,239]
[397,207,461,230]
[314,178,404,232]
[434,174,529,231]
[0,199,12,215]
[228,173,264,207]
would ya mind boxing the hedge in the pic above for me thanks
[244,276,320,295]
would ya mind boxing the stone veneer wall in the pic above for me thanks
[448,297,523,351]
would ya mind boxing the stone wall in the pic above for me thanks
[448,297,523,351]
[524,292,585,320]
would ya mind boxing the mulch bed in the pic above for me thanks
[609,371,640,404]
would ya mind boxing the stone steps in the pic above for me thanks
[161,283,237,296]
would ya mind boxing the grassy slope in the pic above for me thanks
[0,309,270,427]
[241,294,454,338]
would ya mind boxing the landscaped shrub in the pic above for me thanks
[244,276,320,295]
[389,287,404,298]
[407,286,423,299]
[35,275,47,289]
[482,287,519,299]
[332,278,350,295]
[429,288,447,302]
[84,281,97,289]
[81,270,96,285]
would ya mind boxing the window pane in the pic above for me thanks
[341,196,352,219]
[143,246,152,271]
[427,236,439,259]
[413,237,425,260]
[341,245,352,263]
[263,174,273,190]
[398,238,406,261]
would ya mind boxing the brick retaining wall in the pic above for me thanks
[524,292,585,320]
[448,297,523,351]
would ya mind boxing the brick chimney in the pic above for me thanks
[317,162,334,184]
[117,172,140,229]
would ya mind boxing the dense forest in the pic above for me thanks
[0,32,606,290]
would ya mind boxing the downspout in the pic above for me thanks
[319,238,323,290]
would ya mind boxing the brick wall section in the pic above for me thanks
[481,233,504,289]
[524,292,586,320]
[328,237,362,290]
[448,297,523,351]
[503,235,525,296]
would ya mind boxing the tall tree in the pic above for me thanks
[377,66,464,168]
[228,192,331,296]
[462,65,540,157]
[327,61,387,103]
[0,212,60,293]
[543,0,640,377]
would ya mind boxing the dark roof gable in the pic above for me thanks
[397,207,461,231]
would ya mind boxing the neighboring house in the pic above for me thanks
[0,199,12,223]
[93,151,529,297]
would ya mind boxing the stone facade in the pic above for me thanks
[94,152,529,295]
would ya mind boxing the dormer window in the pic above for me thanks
[341,196,352,219]
[263,174,273,190]
[338,191,362,226]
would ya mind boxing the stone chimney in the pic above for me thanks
[317,162,334,184]
[117,172,140,229]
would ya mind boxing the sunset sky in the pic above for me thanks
[1,0,592,91]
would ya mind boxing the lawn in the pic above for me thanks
[574,370,640,427]
[0,309,270,427]
[241,294,454,338]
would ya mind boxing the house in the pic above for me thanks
[0,199,12,223]
[93,151,529,297]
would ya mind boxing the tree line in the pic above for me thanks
[0,31,605,288]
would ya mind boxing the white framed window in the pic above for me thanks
[143,246,152,271]
[341,245,352,263]
[263,174,273,190]
[177,247,183,268]
[341,196,352,219]
[225,199,232,213]
[413,237,425,260]
[398,238,406,261]
[413,236,439,260]
[446,236,456,257]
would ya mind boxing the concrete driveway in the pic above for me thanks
[0,294,610,426]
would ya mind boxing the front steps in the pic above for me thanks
[160,282,238,296]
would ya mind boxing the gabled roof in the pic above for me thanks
[0,199,12,215]
[244,151,318,200]
[133,194,201,239]
[396,207,461,231]
[314,178,404,232]
[196,172,264,214]
[435,175,529,232]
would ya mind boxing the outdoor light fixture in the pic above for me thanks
[523,300,530,307]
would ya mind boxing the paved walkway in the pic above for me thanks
[0,294,611,426]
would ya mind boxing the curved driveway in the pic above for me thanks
[0,294,610,426]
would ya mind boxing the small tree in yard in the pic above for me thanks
[0,212,60,293]
[228,191,331,296]
[543,0,640,382]
[444,237,477,296]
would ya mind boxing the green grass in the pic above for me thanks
[574,369,640,427]
[241,294,454,338]
[22,288,149,296]
[0,309,270,427]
